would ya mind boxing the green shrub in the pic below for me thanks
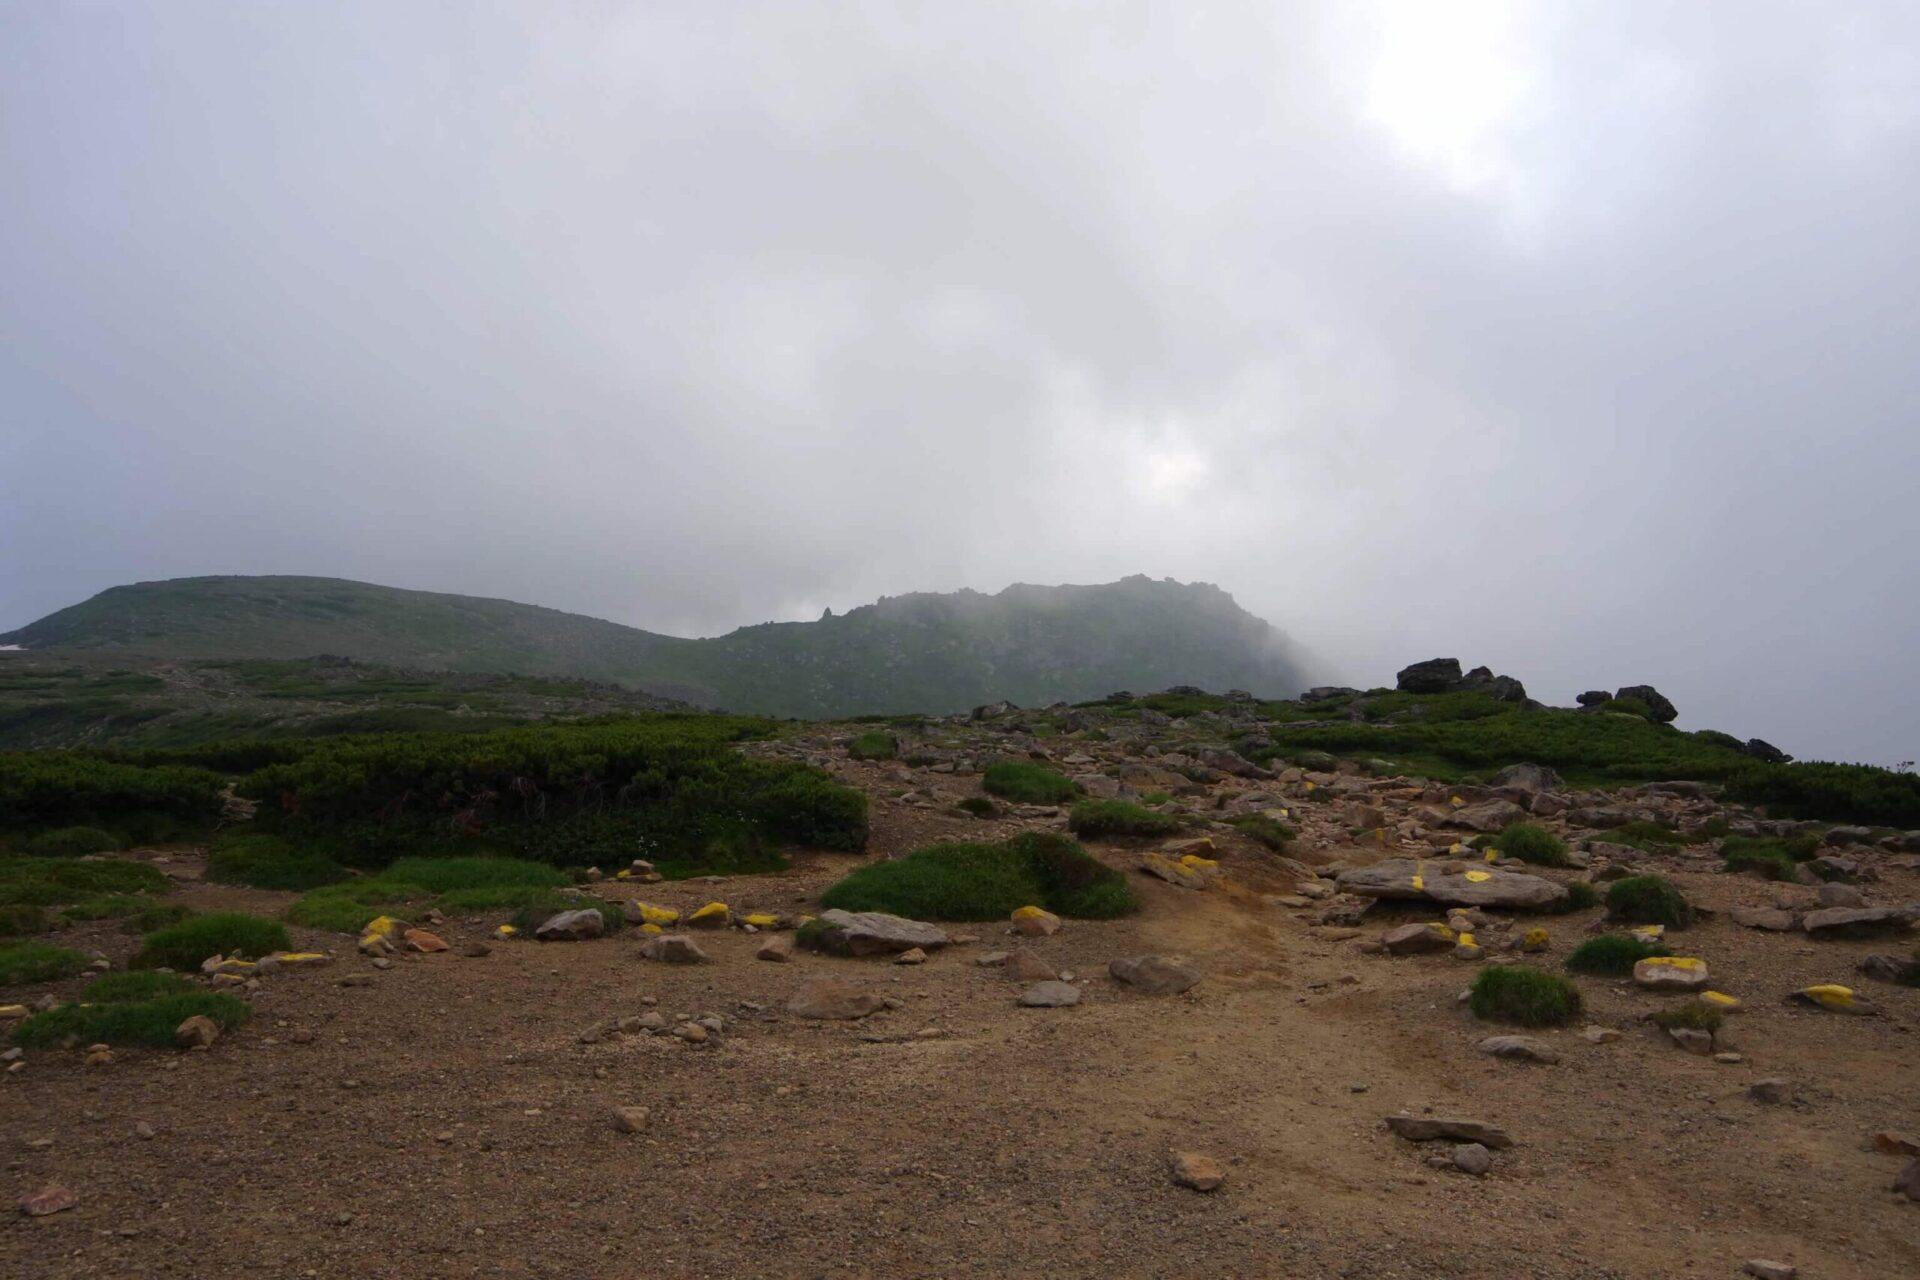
[1495,822,1567,866]
[1718,834,1820,881]
[1564,933,1670,975]
[955,795,996,818]
[206,833,351,892]
[13,991,250,1048]
[1468,833,1496,851]
[1554,880,1601,912]
[0,752,225,833]
[981,761,1080,805]
[1068,800,1186,839]
[380,857,566,893]
[1649,1004,1723,1034]
[819,832,1137,921]
[60,896,194,931]
[1605,875,1693,928]
[1469,966,1582,1027]
[1725,760,1920,827]
[134,913,290,970]
[0,941,89,985]
[23,826,120,857]
[1601,820,1685,852]
[82,971,194,1002]
[1140,791,1173,807]
[0,857,170,908]
[285,880,426,933]
[847,732,898,762]
[1227,814,1296,851]
[0,904,50,937]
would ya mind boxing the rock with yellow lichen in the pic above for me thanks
[686,902,731,930]
[1790,984,1879,1015]
[1011,905,1062,937]
[1633,956,1709,991]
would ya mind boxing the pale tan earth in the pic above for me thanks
[3,743,1918,1280]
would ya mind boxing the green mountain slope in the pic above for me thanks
[2,574,1307,718]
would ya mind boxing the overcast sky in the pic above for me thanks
[3,2,1916,763]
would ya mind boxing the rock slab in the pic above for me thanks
[1384,1115,1513,1149]
[1109,954,1202,994]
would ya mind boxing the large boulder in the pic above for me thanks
[1490,763,1561,794]
[1801,906,1916,940]
[1396,658,1463,694]
[1445,799,1528,832]
[534,908,606,942]
[1744,738,1792,764]
[1487,675,1528,702]
[1576,690,1611,707]
[809,909,950,957]
[1336,859,1569,910]
[1614,685,1679,723]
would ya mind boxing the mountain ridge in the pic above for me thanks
[1,574,1309,719]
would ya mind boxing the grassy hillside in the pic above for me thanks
[2,574,1307,719]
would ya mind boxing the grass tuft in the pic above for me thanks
[82,971,195,1002]
[134,912,290,970]
[1068,799,1187,839]
[1468,965,1583,1027]
[819,832,1136,921]
[13,991,250,1049]
[206,832,351,892]
[1227,814,1296,851]
[1495,822,1568,866]
[0,941,90,985]
[981,761,1081,805]
[1564,933,1670,976]
[847,732,898,761]
[1605,875,1693,928]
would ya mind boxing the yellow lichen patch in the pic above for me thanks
[1802,984,1854,1010]
[1522,928,1550,948]
[1449,795,1465,808]
[363,915,402,938]
[1700,991,1742,1009]
[1483,849,1499,863]
[1464,870,1492,883]
[1429,923,1458,942]
[1447,842,1463,855]
[687,902,730,926]
[1410,875,1425,890]
[640,923,664,935]
[1629,925,1665,941]
[272,951,329,966]
[0,1004,27,1020]
[633,903,680,926]
[1456,932,1476,947]
[742,913,779,928]
[494,924,519,938]
[615,869,632,880]
[1012,905,1053,921]
[1641,956,1703,970]
[209,972,246,988]
[1304,781,1316,793]
[1179,854,1218,870]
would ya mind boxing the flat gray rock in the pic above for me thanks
[1478,1035,1560,1064]
[1337,859,1569,910]
[1444,800,1528,833]
[787,978,886,1020]
[1802,906,1914,939]
[812,909,950,957]
[1017,980,1082,1008]
[534,908,605,941]
[1384,1115,1514,1149]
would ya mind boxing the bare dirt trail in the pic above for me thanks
[4,785,1918,1279]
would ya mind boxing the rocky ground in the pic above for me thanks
[4,706,1918,1279]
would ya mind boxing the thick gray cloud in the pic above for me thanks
[3,2,1916,763]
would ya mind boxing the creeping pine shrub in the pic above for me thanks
[981,761,1081,805]
[285,857,578,933]
[1605,875,1694,928]
[1227,815,1296,852]
[1468,966,1583,1027]
[0,941,90,985]
[133,913,290,970]
[1564,933,1670,976]
[819,832,1137,921]
[13,991,250,1049]
[1719,834,1820,881]
[23,826,120,857]
[1067,800,1187,839]
[205,833,350,892]
[1495,822,1568,867]
[847,732,898,762]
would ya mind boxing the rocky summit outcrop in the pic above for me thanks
[1394,658,1527,702]
[1337,859,1569,910]
[1613,684,1678,723]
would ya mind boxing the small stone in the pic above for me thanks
[1011,905,1062,937]
[1747,1078,1790,1104]
[1451,1142,1492,1176]
[686,902,731,930]
[403,928,449,953]
[1742,1261,1797,1280]
[174,1015,221,1049]
[1668,1026,1714,1055]
[1384,1115,1513,1149]
[19,1185,77,1216]
[1713,1052,1745,1064]
[1870,1131,1920,1156]
[462,943,491,958]
[894,947,927,965]
[1108,954,1201,994]
[755,935,793,963]
[1017,981,1082,1008]
[1478,1035,1559,1064]
[672,1023,709,1044]
[1895,1156,1920,1202]
[611,1105,650,1134]
[1580,1025,1622,1044]
[134,1121,156,1140]
[1170,1151,1225,1191]
[640,935,710,964]
[289,1027,315,1044]
[787,978,886,1020]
